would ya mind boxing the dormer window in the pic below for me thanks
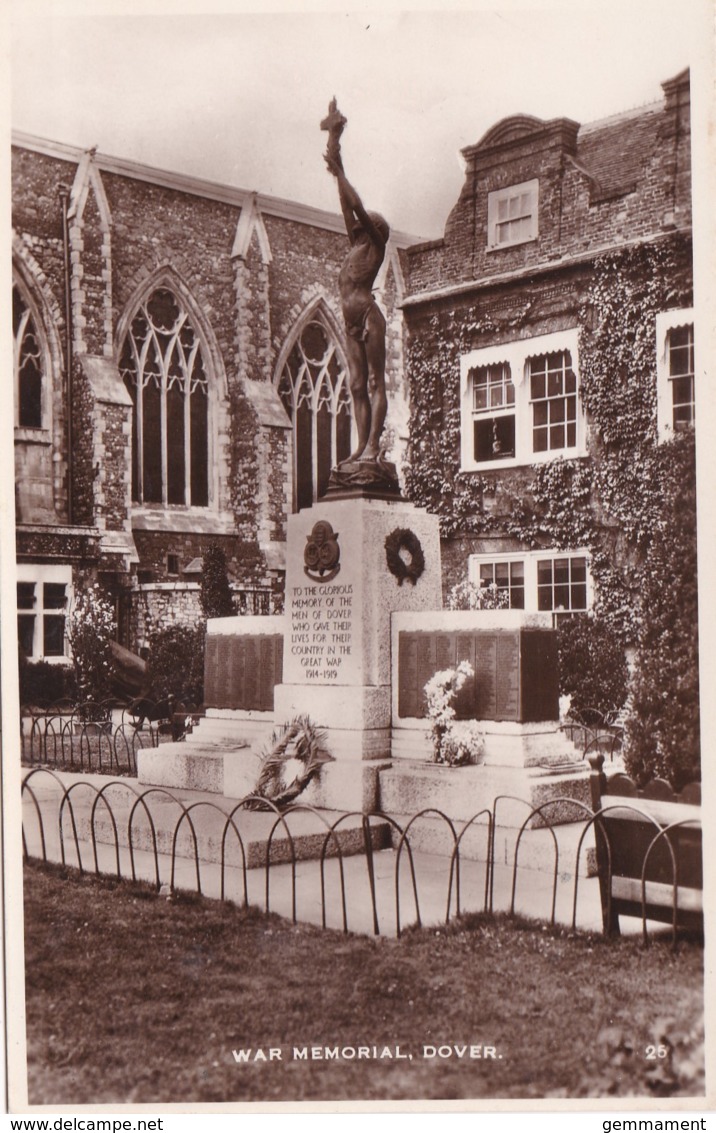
[487,179,539,249]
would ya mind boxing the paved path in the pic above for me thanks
[20,768,652,939]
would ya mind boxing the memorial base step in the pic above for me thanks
[390,724,580,768]
[382,810,596,876]
[69,788,392,869]
[138,740,390,814]
[377,759,591,827]
[187,713,275,748]
[138,743,226,793]
[222,750,390,813]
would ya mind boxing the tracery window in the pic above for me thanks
[13,284,44,429]
[278,319,352,511]
[120,289,209,506]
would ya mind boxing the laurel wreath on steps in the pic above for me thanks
[246,716,334,810]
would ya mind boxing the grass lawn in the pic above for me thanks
[23,860,704,1105]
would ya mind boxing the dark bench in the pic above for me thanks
[588,754,702,938]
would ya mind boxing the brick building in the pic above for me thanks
[402,68,694,635]
[12,134,412,662]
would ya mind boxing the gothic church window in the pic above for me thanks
[278,318,352,511]
[13,284,44,429]
[120,288,209,507]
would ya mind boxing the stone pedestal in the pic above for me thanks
[386,609,589,824]
[273,496,442,808]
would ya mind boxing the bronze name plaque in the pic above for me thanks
[204,634,284,712]
[397,628,558,723]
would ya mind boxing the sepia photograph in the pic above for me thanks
[3,0,714,1114]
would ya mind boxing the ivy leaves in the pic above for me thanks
[404,233,693,646]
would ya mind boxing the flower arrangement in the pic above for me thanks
[439,719,486,767]
[423,661,484,766]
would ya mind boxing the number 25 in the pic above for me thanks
[645,1045,668,1060]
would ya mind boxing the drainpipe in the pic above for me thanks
[60,188,73,525]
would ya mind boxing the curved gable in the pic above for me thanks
[475,115,549,150]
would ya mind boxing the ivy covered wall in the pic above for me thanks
[404,233,693,643]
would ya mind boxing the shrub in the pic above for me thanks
[624,432,700,789]
[557,615,628,726]
[145,623,206,707]
[66,584,116,708]
[200,542,235,619]
[19,658,77,708]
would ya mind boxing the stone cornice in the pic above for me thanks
[401,227,692,310]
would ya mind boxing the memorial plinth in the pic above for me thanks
[138,614,287,794]
[272,495,442,809]
[384,609,589,825]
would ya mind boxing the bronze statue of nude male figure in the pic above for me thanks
[321,99,399,492]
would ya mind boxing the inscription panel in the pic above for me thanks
[398,628,532,722]
[243,638,259,710]
[286,582,356,684]
[203,636,220,706]
[472,635,497,719]
[520,629,560,722]
[215,636,234,707]
[398,633,419,719]
[454,634,477,719]
[416,634,437,716]
[495,634,520,718]
[204,634,283,710]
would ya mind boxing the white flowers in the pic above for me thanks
[424,661,484,767]
[440,719,485,767]
[445,580,508,612]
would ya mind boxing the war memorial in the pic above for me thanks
[137,103,589,841]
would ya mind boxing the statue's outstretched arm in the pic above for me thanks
[325,157,386,249]
[325,155,360,242]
